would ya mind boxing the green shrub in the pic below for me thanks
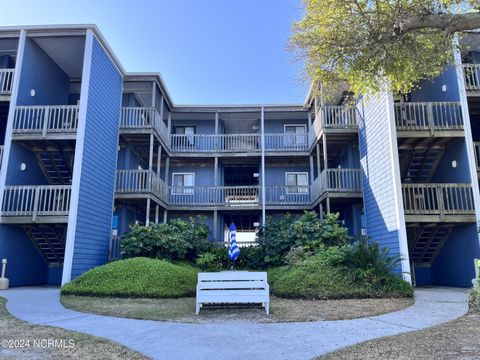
[258,212,351,266]
[341,239,403,286]
[61,258,198,298]
[121,216,210,261]
[196,245,266,271]
[268,243,413,300]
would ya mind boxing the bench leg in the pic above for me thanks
[265,302,269,315]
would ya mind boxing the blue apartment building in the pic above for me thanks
[0,25,479,288]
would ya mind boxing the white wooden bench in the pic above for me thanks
[196,271,269,315]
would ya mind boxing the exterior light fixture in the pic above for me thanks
[30,89,36,97]
[451,160,457,168]
[442,85,447,92]
[20,163,27,171]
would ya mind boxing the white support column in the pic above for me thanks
[322,133,328,170]
[213,210,218,242]
[309,155,314,185]
[454,39,480,251]
[148,133,154,170]
[167,112,172,135]
[319,203,324,220]
[214,111,219,151]
[307,112,312,137]
[260,106,266,225]
[326,197,330,214]
[316,143,321,176]
[163,210,168,223]
[155,204,159,223]
[157,145,162,177]
[151,82,156,108]
[146,198,151,226]
[160,95,164,122]
[214,157,219,186]
[165,157,170,184]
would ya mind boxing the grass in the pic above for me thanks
[61,295,413,323]
[61,257,198,298]
[268,257,413,300]
[0,297,147,360]
[318,302,480,360]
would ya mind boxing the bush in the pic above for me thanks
[61,258,199,298]
[268,242,413,300]
[196,245,266,271]
[341,239,403,286]
[121,216,210,261]
[258,211,351,266]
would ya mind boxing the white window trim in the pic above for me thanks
[284,124,307,146]
[285,172,309,194]
[284,124,307,133]
[172,172,195,195]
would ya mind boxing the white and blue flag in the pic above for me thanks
[227,223,240,261]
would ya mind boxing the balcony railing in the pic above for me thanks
[264,185,310,205]
[264,134,309,152]
[402,183,475,216]
[169,186,260,206]
[13,105,79,136]
[1,185,71,220]
[462,64,480,91]
[170,133,309,153]
[394,102,463,132]
[311,106,358,141]
[0,69,14,95]
[115,169,167,202]
[474,142,480,172]
[0,145,3,169]
[322,168,362,192]
[120,107,169,145]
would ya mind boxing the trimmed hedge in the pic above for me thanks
[268,256,413,300]
[61,258,198,298]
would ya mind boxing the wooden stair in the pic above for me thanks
[24,225,66,266]
[401,147,445,183]
[408,224,454,266]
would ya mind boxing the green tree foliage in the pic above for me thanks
[121,216,210,261]
[291,0,480,96]
[258,211,351,266]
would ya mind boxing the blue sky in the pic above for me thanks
[0,0,308,105]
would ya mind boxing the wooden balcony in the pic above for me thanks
[312,168,363,203]
[462,64,480,93]
[170,133,309,154]
[169,185,260,209]
[0,69,14,96]
[12,105,79,140]
[402,183,475,223]
[120,107,169,145]
[311,106,358,143]
[264,185,310,207]
[0,185,71,223]
[115,169,167,203]
[394,102,464,138]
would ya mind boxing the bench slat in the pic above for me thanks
[198,280,267,290]
[198,271,267,281]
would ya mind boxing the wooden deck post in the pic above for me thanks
[213,210,218,242]
[260,106,266,226]
[155,204,159,223]
[163,209,168,224]
[148,133,154,170]
[316,143,321,177]
[309,155,314,185]
[157,145,162,177]
[165,157,170,185]
[146,198,151,226]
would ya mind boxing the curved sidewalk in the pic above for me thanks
[1,287,469,360]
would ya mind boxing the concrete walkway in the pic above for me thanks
[0,287,469,360]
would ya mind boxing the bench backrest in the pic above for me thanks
[198,271,268,291]
[475,259,479,279]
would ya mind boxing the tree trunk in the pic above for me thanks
[398,12,480,35]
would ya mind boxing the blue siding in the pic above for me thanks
[411,65,460,102]
[264,118,307,133]
[0,225,48,286]
[172,119,215,134]
[265,165,310,186]
[16,38,70,106]
[359,94,404,271]
[431,139,472,183]
[5,143,48,185]
[332,144,361,168]
[432,224,480,287]
[70,37,122,279]
[168,165,214,186]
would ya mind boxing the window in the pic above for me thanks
[175,126,195,146]
[284,125,306,146]
[286,172,308,194]
[172,173,195,195]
